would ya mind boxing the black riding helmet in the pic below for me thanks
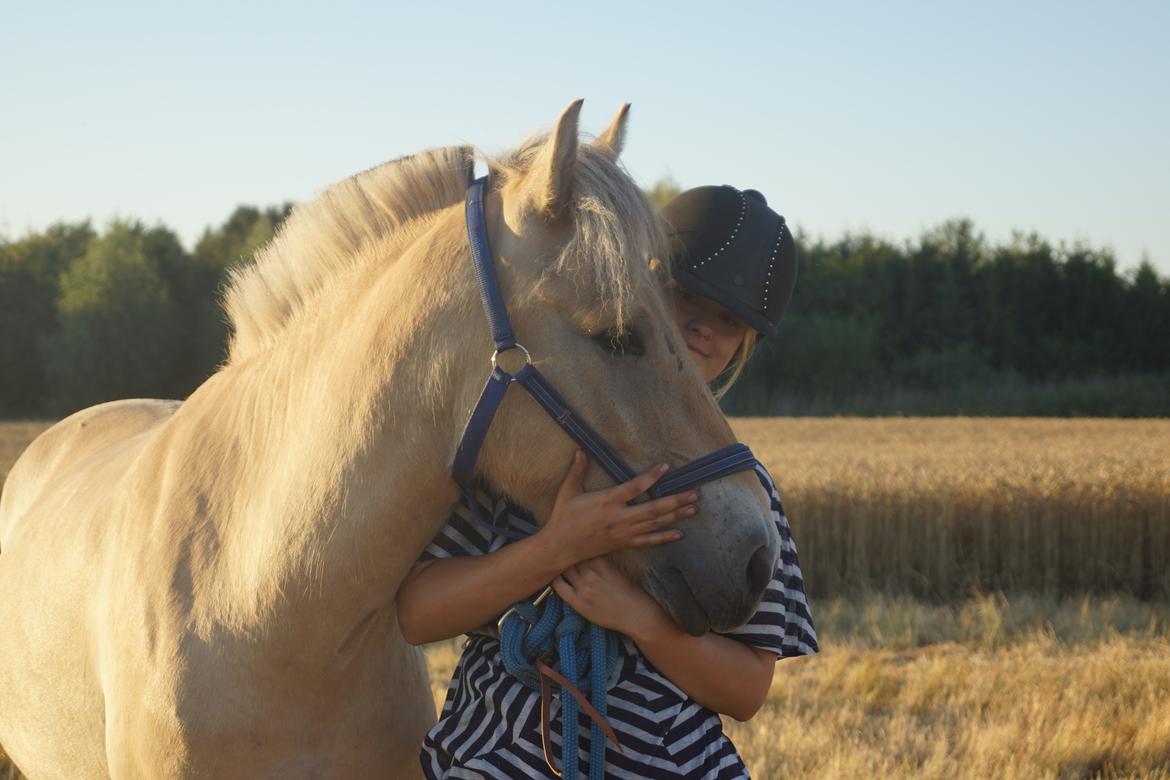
[662,185,797,338]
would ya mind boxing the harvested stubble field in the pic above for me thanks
[426,594,1170,779]
[2,418,1170,778]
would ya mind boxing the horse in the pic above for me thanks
[0,100,779,778]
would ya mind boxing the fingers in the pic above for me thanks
[555,450,587,504]
[574,558,607,577]
[626,529,686,548]
[631,491,699,522]
[565,562,613,588]
[611,463,669,503]
[619,493,697,543]
[551,575,573,602]
[643,504,698,533]
[557,560,605,592]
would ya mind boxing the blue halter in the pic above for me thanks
[454,176,759,779]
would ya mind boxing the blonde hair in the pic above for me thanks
[712,328,759,400]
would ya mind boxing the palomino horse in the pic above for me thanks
[0,101,778,778]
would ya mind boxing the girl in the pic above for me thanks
[397,185,817,779]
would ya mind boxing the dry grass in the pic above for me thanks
[812,591,1170,649]
[726,636,1170,780]
[426,594,1170,780]
[0,422,46,487]
[732,417,1170,598]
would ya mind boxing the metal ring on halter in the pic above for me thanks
[497,584,554,634]
[491,343,533,375]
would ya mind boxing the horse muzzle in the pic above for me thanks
[639,480,779,635]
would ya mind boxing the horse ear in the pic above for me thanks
[531,98,583,218]
[593,103,631,161]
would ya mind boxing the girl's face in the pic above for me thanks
[669,281,749,383]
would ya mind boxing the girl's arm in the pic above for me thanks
[399,533,570,646]
[553,558,776,722]
[397,453,698,645]
[629,608,776,722]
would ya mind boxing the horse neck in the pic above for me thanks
[213,211,480,639]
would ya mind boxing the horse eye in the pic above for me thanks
[592,327,644,357]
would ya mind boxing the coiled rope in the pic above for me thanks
[498,592,621,779]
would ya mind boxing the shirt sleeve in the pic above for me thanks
[721,464,819,659]
[418,490,541,561]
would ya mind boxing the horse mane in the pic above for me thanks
[223,146,475,363]
[223,134,664,364]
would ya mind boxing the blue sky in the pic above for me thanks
[3,1,1168,274]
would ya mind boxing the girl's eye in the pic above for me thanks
[592,327,645,357]
[720,314,740,328]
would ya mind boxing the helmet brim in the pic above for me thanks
[671,265,780,338]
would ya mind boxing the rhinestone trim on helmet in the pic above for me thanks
[691,189,747,268]
[762,220,786,310]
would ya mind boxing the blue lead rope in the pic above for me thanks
[498,596,619,780]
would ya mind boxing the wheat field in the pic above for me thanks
[2,418,1169,778]
[734,417,1170,598]
[5,417,1168,598]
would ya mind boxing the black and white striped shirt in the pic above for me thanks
[419,464,817,779]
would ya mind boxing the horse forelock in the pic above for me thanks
[223,145,476,364]
[491,137,668,332]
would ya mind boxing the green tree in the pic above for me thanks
[1122,259,1170,372]
[975,232,1062,377]
[191,204,291,372]
[0,222,95,415]
[42,221,183,414]
[737,312,883,402]
[644,177,682,209]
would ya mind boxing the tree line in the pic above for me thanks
[1,193,1167,418]
[0,206,289,417]
[727,219,1170,416]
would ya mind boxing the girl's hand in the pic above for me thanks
[539,451,698,570]
[552,558,671,638]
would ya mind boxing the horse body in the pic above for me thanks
[0,247,455,776]
[0,102,779,778]
[0,400,175,777]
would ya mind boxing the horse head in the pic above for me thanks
[465,100,778,634]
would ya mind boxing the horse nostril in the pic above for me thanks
[746,545,773,594]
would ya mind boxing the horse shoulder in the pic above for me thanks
[0,398,180,550]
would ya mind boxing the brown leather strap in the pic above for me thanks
[534,656,624,776]
[540,669,564,778]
